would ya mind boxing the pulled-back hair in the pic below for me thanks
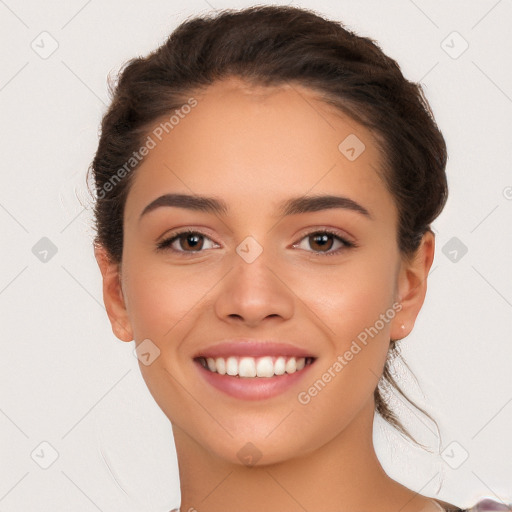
[88,5,448,445]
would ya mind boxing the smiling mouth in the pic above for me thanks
[195,355,316,378]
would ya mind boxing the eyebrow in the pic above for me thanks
[139,193,372,221]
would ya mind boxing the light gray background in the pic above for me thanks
[1,0,511,510]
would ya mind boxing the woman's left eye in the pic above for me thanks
[293,230,355,255]
[156,230,218,253]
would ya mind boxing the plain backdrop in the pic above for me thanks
[1,0,511,510]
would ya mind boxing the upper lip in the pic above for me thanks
[193,339,317,359]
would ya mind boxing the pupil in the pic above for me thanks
[311,233,332,251]
[182,233,202,250]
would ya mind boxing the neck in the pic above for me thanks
[171,397,430,512]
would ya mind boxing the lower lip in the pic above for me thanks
[194,359,316,400]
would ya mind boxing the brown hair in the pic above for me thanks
[88,5,448,445]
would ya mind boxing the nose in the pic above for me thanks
[214,248,295,328]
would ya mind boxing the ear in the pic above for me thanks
[389,230,435,341]
[94,243,133,342]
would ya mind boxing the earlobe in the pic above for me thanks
[94,244,134,342]
[390,230,435,341]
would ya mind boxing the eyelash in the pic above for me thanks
[155,228,357,256]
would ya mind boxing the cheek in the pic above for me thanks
[122,260,179,341]
[293,269,394,443]
[122,259,222,342]
[293,255,398,345]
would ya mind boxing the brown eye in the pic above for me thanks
[308,233,334,252]
[177,232,204,251]
[293,230,354,256]
[156,230,217,253]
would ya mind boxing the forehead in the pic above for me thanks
[124,77,396,224]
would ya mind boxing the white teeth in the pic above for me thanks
[238,357,257,378]
[274,356,286,375]
[226,356,238,376]
[285,357,297,373]
[256,356,274,377]
[216,357,226,375]
[199,355,312,378]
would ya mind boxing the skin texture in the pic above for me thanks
[95,76,439,512]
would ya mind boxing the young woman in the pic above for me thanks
[89,5,508,512]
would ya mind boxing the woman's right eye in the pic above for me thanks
[156,230,218,253]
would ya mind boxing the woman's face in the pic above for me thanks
[97,77,433,466]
